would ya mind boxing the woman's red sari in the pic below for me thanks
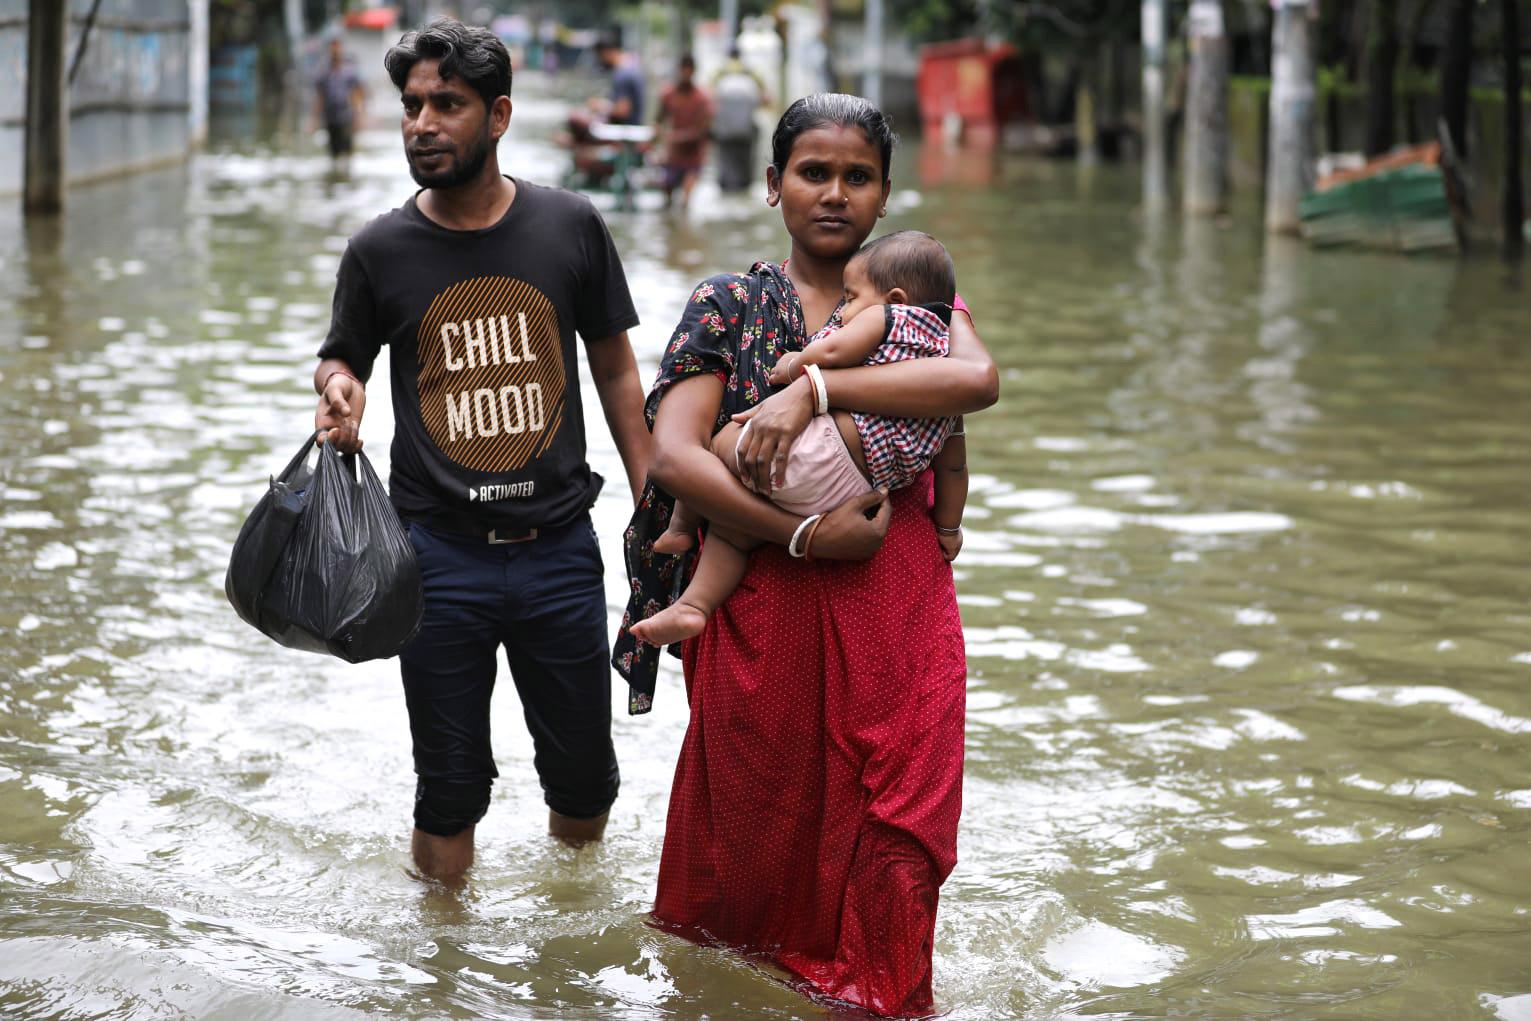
[654,473,966,1017]
[611,263,968,1015]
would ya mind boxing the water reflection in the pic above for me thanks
[2,73,1531,1020]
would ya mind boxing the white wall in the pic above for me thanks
[2,0,195,198]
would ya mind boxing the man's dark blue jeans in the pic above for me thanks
[400,514,618,836]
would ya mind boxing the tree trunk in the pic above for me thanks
[1401,0,1439,143]
[1076,50,1100,165]
[1267,0,1317,234]
[23,0,68,214]
[1184,0,1230,215]
[1364,0,1400,156]
[1143,0,1170,208]
[1439,0,1473,159]
[1503,0,1524,260]
[1107,34,1127,158]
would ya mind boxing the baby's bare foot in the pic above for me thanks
[630,602,709,646]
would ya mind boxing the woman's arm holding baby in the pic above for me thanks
[735,307,997,474]
[650,374,891,559]
[766,305,886,385]
[931,420,968,562]
[824,306,998,416]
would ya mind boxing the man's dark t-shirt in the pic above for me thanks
[318,179,638,531]
[609,63,645,125]
[316,63,361,127]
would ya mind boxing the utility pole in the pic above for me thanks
[1142,0,1168,210]
[23,0,68,213]
[862,0,883,109]
[721,0,739,50]
[1183,0,1229,216]
[817,0,836,93]
[1503,0,1524,261]
[1266,0,1316,235]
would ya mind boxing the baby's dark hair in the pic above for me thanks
[851,230,955,307]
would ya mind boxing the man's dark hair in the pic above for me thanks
[596,32,623,52]
[385,18,511,109]
[770,93,897,183]
[679,53,696,72]
[851,230,955,307]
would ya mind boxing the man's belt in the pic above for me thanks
[419,510,539,544]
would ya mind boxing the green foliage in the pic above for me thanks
[998,0,1141,51]
[883,0,1146,50]
[884,0,982,42]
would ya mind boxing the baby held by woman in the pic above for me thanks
[631,230,970,646]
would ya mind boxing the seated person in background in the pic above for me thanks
[631,230,969,646]
[556,104,617,184]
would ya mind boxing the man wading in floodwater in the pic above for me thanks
[311,18,649,883]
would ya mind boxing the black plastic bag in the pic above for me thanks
[226,433,423,662]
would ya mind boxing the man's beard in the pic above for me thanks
[407,125,492,189]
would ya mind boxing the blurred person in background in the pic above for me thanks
[654,54,712,209]
[711,46,768,192]
[314,37,366,161]
[595,34,645,125]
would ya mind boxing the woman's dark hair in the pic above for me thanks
[770,93,897,183]
[385,18,512,109]
[852,230,956,307]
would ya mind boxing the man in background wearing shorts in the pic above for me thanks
[655,54,712,208]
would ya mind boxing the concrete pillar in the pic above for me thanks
[861,0,882,109]
[1266,0,1316,235]
[1183,0,1228,216]
[1142,0,1168,210]
[190,0,210,144]
[24,0,68,213]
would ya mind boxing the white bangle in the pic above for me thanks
[804,364,829,416]
[788,514,821,558]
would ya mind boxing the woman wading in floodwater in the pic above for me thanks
[612,93,998,1016]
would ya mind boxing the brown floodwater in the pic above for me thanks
[2,75,1530,1020]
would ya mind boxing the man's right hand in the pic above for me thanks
[808,487,891,561]
[315,372,366,453]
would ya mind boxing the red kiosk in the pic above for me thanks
[915,39,1029,149]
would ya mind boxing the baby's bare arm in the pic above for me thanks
[770,305,888,385]
[800,305,886,368]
